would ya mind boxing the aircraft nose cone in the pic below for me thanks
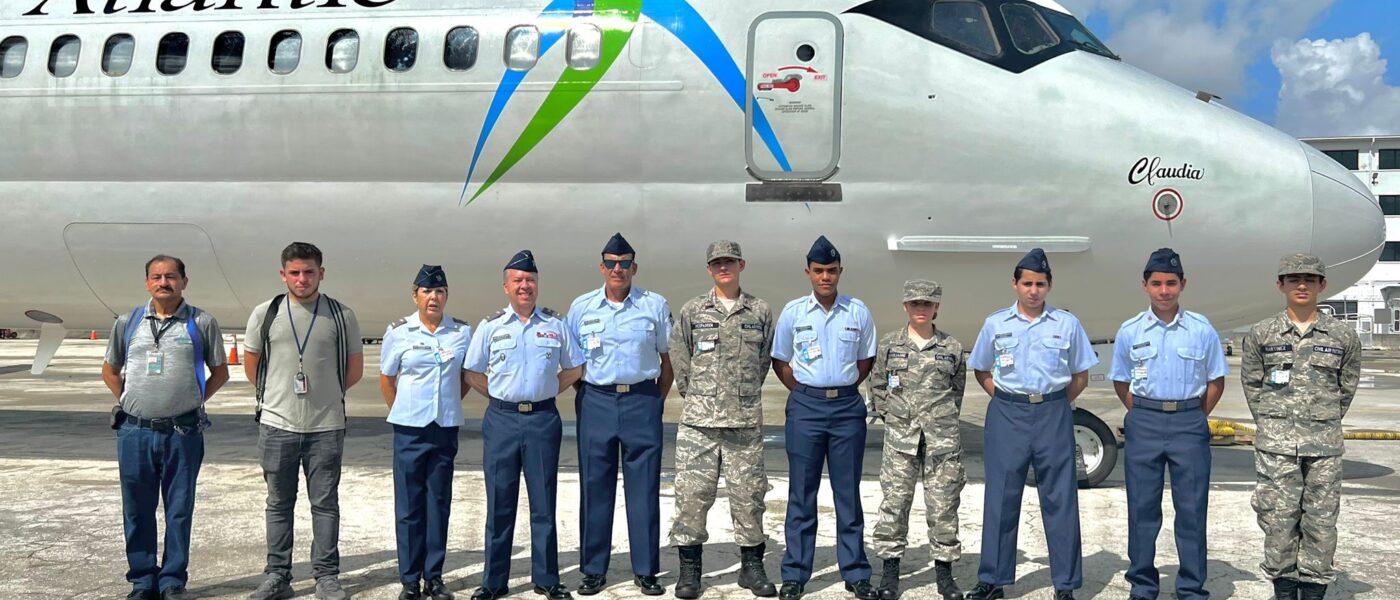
[1303,144,1385,288]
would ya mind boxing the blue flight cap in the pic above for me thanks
[505,250,538,273]
[414,264,447,288]
[602,232,635,256]
[1144,247,1183,275]
[1016,248,1050,274]
[806,235,841,265]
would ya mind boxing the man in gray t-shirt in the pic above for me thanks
[243,242,363,600]
[101,255,228,600]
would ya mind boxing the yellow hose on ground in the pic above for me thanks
[1208,419,1400,440]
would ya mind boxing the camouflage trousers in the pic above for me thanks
[1251,450,1342,584]
[871,437,965,561]
[669,424,769,547]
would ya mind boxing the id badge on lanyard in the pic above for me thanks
[288,298,321,396]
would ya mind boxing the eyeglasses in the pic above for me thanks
[603,259,635,270]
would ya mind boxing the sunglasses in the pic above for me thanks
[603,259,635,270]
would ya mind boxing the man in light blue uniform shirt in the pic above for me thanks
[464,251,584,600]
[1110,248,1226,600]
[966,248,1097,600]
[379,265,472,600]
[566,233,673,597]
[770,236,878,600]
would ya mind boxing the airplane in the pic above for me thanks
[0,0,1384,486]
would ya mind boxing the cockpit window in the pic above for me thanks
[1001,3,1058,55]
[849,0,1117,73]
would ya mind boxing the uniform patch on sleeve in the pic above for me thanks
[1313,345,1344,356]
[692,322,719,330]
[1132,341,1151,350]
[741,323,763,331]
[1262,344,1293,353]
[936,353,957,362]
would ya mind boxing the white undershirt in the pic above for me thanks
[718,297,737,311]
[908,326,933,348]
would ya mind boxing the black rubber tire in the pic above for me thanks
[1075,408,1118,488]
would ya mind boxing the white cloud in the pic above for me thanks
[1055,0,1334,100]
[1273,33,1400,137]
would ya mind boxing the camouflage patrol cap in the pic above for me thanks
[1278,253,1326,277]
[902,279,942,303]
[706,240,743,263]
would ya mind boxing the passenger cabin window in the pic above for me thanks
[48,35,80,78]
[567,24,602,70]
[0,36,24,78]
[505,25,540,71]
[157,32,189,76]
[385,28,418,72]
[443,26,478,71]
[1379,195,1400,216]
[269,30,301,74]
[1381,241,1400,262]
[931,1,1000,57]
[1381,149,1400,170]
[1002,3,1058,55]
[212,31,244,75]
[102,34,134,77]
[326,29,359,73]
[1323,149,1359,170]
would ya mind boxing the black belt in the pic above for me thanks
[1133,396,1202,412]
[583,379,658,394]
[489,397,556,413]
[794,383,860,399]
[126,409,201,431]
[994,388,1068,404]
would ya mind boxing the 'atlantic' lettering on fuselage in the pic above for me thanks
[22,0,393,16]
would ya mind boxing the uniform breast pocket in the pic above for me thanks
[992,337,1019,369]
[532,336,561,369]
[626,320,656,347]
[1039,336,1070,364]
[1129,345,1158,381]
[838,330,860,360]
[1176,346,1207,379]
[577,321,605,354]
[1308,348,1343,372]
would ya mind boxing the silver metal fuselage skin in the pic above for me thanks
[0,0,1384,344]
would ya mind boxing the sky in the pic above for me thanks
[1056,0,1400,138]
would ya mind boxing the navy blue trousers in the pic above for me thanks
[978,397,1082,590]
[482,403,563,588]
[393,423,459,584]
[781,388,872,584]
[117,421,204,594]
[576,382,663,577]
[1124,406,1212,600]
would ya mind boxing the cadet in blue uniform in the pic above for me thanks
[1110,249,1227,600]
[379,265,473,600]
[966,248,1097,600]
[464,251,584,600]
[565,233,673,596]
[770,236,878,600]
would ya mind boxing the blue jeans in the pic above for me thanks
[117,421,205,593]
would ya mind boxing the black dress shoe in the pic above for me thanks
[425,579,454,600]
[533,584,572,599]
[1054,590,1075,600]
[162,587,192,600]
[128,590,160,600]
[845,580,878,600]
[633,575,664,596]
[576,575,606,596]
[469,586,508,600]
[779,581,805,600]
[965,583,1004,600]
[399,582,423,600]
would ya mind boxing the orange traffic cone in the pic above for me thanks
[228,335,240,365]
[89,330,97,340]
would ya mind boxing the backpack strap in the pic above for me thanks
[325,295,349,396]
[184,306,207,400]
[254,294,285,422]
[120,305,146,365]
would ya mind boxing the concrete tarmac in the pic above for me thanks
[2,340,1399,599]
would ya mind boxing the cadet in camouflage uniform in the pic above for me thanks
[868,280,966,600]
[668,240,778,599]
[1242,254,1361,600]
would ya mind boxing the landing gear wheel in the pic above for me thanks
[1074,408,1117,488]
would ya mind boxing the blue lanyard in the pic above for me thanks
[286,296,321,364]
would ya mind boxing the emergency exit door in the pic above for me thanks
[745,12,844,181]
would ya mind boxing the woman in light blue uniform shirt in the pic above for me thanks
[379,265,473,600]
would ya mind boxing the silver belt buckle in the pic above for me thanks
[1028,394,1044,404]
[1162,401,1178,412]
[825,389,839,398]
[519,401,534,413]
[617,384,631,393]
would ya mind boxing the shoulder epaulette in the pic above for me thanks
[451,317,470,327]
[389,318,408,329]
[487,309,507,322]
[540,307,559,318]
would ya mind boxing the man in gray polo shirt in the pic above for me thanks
[101,254,228,600]
[244,242,363,600]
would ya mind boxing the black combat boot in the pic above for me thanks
[1297,582,1327,600]
[934,561,963,600]
[738,543,777,597]
[674,545,703,599]
[876,558,900,600]
[1272,578,1299,600]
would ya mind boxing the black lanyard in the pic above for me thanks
[148,311,179,349]
[286,296,321,365]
